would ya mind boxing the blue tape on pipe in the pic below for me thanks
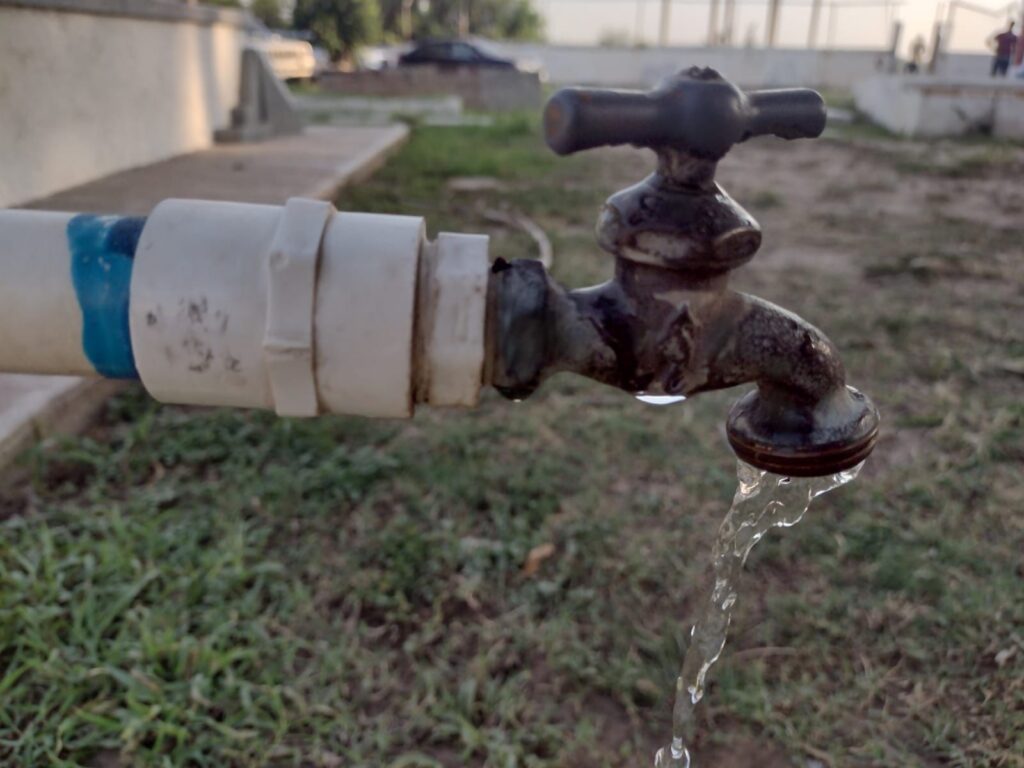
[67,215,146,379]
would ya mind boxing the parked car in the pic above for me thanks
[398,40,516,70]
[272,29,331,77]
[247,23,318,81]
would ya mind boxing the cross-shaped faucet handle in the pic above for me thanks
[543,66,827,161]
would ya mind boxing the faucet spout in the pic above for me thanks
[487,67,879,477]
[703,292,878,475]
[487,259,877,476]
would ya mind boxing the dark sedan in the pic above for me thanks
[398,40,516,69]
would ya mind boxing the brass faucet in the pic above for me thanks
[486,67,879,477]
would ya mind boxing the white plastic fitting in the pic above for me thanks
[129,198,490,418]
[263,198,333,417]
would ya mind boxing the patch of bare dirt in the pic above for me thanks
[755,244,860,278]
[860,426,933,481]
[693,737,797,768]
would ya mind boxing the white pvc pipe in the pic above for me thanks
[0,198,491,419]
[0,210,96,376]
[0,209,150,379]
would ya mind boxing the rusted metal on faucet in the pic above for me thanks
[486,66,879,477]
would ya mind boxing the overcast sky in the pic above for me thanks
[538,0,1019,54]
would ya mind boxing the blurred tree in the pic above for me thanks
[293,0,381,59]
[379,0,543,42]
[377,0,413,39]
[204,0,242,7]
[469,0,543,40]
[250,0,284,26]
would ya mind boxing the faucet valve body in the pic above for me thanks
[489,67,879,476]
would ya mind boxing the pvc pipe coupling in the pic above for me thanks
[0,199,490,418]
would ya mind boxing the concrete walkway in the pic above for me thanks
[23,125,407,214]
[1,124,408,469]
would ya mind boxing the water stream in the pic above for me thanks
[653,459,863,768]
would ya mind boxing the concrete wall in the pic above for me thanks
[854,74,1024,138]
[0,0,248,208]
[482,42,896,89]
[934,52,1018,79]
[320,67,542,111]
[935,52,991,78]
[367,43,1014,92]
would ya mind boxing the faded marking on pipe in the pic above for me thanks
[67,215,145,379]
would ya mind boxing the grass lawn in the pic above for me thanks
[1,114,1023,767]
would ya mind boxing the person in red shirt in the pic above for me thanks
[989,21,1018,77]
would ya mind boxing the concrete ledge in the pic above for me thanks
[0,0,251,27]
[0,377,123,470]
[854,74,1024,138]
[22,124,410,214]
[301,125,410,200]
[319,68,542,111]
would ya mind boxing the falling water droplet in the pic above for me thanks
[635,394,687,406]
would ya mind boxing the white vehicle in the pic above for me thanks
[248,24,317,81]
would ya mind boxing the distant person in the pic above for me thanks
[988,21,1017,77]
[906,35,927,73]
